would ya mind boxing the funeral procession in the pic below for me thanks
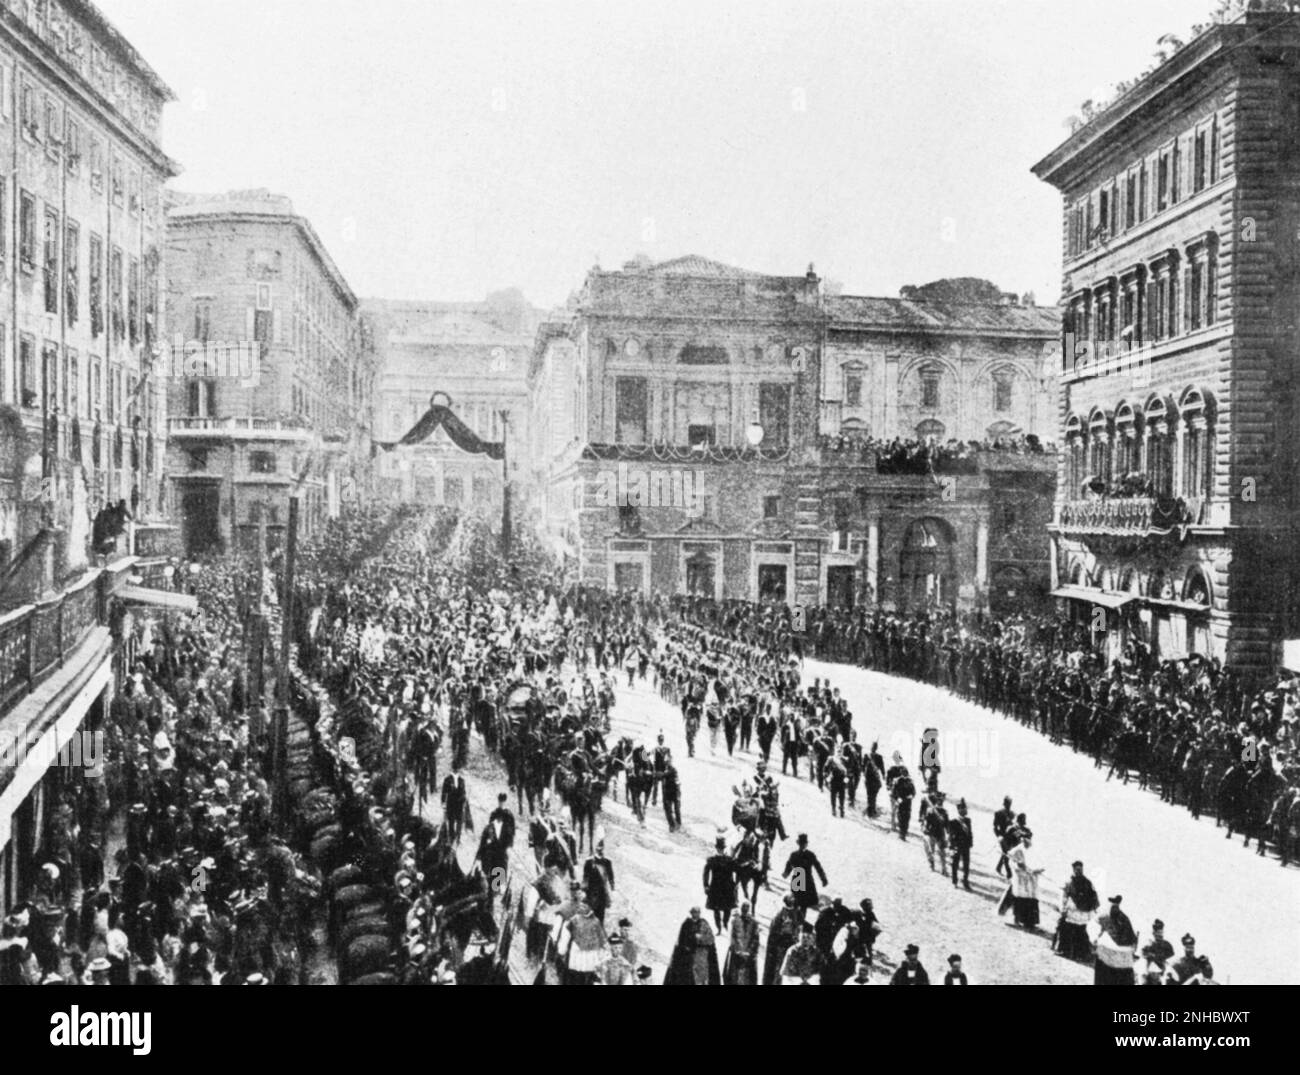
[2,0,1299,1008]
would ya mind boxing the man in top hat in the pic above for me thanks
[1094,895,1138,985]
[1171,934,1214,985]
[890,944,930,985]
[781,834,829,921]
[703,836,739,931]
[1141,920,1176,984]
[441,765,470,845]
[1057,860,1100,961]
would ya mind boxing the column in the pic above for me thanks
[866,517,880,599]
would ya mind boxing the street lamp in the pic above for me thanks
[746,417,765,447]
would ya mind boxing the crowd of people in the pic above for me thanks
[677,597,1300,869]
[816,433,1051,475]
[0,554,325,986]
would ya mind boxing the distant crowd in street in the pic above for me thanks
[816,432,1053,475]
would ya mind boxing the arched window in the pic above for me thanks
[1114,401,1141,478]
[1179,385,1214,500]
[915,418,945,441]
[1065,413,1085,494]
[1182,565,1212,608]
[1087,407,1111,487]
[1143,395,1176,497]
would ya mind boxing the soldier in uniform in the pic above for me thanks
[1171,934,1214,984]
[947,798,973,890]
[651,734,670,805]
[993,796,1015,878]
[842,733,864,809]
[661,760,682,833]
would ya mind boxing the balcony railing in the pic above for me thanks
[1058,496,1204,535]
[0,569,107,718]
[170,416,314,437]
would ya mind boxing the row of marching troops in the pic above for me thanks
[675,599,1300,867]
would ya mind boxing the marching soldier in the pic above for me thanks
[947,798,973,890]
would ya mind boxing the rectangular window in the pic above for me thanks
[127,257,139,345]
[42,343,57,411]
[1138,164,1148,222]
[0,60,11,121]
[187,379,216,418]
[1190,258,1203,330]
[1206,247,1217,326]
[1125,172,1136,230]
[1171,139,1180,204]
[1194,130,1207,192]
[1084,198,1093,248]
[253,309,272,344]
[19,335,35,407]
[109,247,123,340]
[64,219,78,325]
[19,191,35,270]
[759,382,791,450]
[43,208,58,313]
[614,376,648,445]
[194,300,211,341]
[844,370,863,408]
[65,116,81,176]
[107,361,118,421]
[89,136,103,191]
[19,79,36,139]
[89,234,103,337]
[763,495,780,519]
[60,347,69,413]
[995,376,1012,412]
[110,152,123,206]
[1098,189,1109,240]
[249,450,276,474]
[67,348,79,417]
[1157,153,1170,211]
[922,375,940,409]
[43,97,58,158]
[1210,118,1219,183]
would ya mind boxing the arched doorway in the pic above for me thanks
[899,517,956,612]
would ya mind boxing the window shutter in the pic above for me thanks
[245,307,255,341]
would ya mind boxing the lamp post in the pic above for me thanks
[745,417,765,448]
[498,409,511,554]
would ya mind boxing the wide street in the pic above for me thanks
[451,650,1300,985]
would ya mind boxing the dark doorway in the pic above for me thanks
[685,553,716,598]
[613,562,644,593]
[757,564,788,604]
[827,566,855,609]
[181,484,222,556]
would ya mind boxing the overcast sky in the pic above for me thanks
[97,0,1217,308]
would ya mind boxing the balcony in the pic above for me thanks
[0,567,107,719]
[1057,495,1204,536]
[169,416,315,441]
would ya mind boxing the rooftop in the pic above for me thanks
[826,295,1060,337]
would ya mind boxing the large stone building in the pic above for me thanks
[164,190,376,556]
[0,1,177,912]
[527,255,1060,612]
[1033,10,1300,674]
[365,291,540,509]
[819,288,1059,614]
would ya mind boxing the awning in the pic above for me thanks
[119,585,198,613]
[1050,586,1135,610]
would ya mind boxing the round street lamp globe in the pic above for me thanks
[746,422,765,447]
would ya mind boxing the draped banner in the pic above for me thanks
[376,402,505,459]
